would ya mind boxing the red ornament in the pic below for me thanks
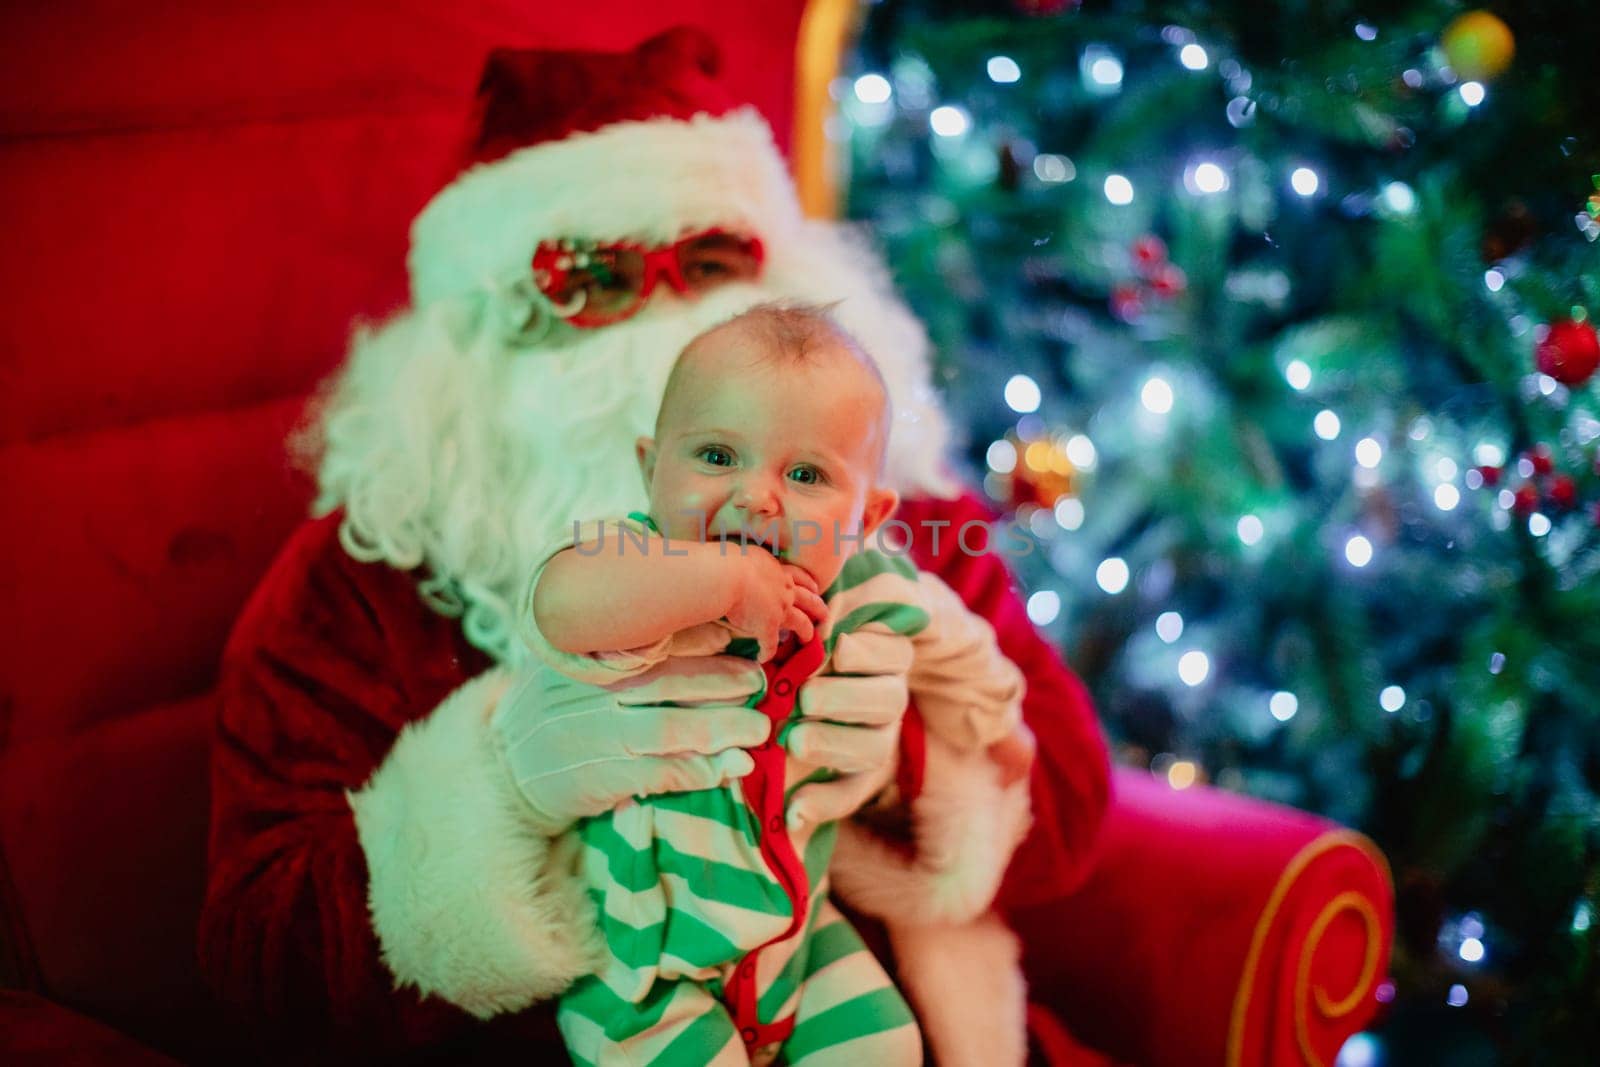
[1150,264,1188,297]
[1512,485,1540,515]
[1476,465,1502,487]
[1132,236,1168,271]
[1528,446,1555,476]
[1012,0,1079,14]
[1111,284,1144,322]
[1535,319,1600,386]
[1549,475,1578,510]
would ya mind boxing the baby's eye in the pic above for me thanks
[698,446,734,467]
[788,465,826,486]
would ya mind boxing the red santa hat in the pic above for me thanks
[409,27,804,307]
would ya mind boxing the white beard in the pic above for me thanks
[305,226,956,664]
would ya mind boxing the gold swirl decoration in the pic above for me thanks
[1227,830,1392,1067]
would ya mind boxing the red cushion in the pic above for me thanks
[0,990,182,1066]
[0,696,232,1061]
[0,5,809,1060]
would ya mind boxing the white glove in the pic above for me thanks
[785,630,914,831]
[491,655,770,837]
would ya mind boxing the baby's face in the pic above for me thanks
[637,327,897,592]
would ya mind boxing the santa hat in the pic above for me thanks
[409,27,804,307]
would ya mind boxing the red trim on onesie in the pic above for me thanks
[724,633,827,1053]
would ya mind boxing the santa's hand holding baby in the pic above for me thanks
[198,26,1110,1064]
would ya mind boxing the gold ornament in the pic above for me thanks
[1441,11,1515,82]
[1004,429,1077,510]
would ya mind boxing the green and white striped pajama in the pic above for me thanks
[522,516,1023,1065]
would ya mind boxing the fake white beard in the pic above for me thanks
[306,224,957,665]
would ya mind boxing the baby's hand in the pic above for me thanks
[986,723,1036,788]
[785,563,828,630]
[725,553,827,661]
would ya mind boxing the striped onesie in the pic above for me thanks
[521,515,1024,1066]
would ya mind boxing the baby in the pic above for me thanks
[521,304,1029,1065]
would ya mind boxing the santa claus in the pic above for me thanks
[198,26,1109,1064]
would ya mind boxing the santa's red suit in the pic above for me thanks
[198,29,1110,1063]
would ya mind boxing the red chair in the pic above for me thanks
[0,3,1392,1063]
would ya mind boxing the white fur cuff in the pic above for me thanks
[829,734,1032,925]
[347,669,604,1018]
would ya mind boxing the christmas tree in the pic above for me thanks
[842,1,1598,1061]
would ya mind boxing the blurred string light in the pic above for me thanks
[1484,268,1505,292]
[1530,513,1552,537]
[1355,437,1383,468]
[1460,937,1486,963]
[1497,488,1516,509]
[1436,457,1458,481]
[1380,685,1406,713]
[1141,375,1174,413]
[1082,46,1123,92]
[1186,160,1229,194]
[1237,514,1264,545]
[987,55,1021,83]
[1447,985,1469,1008]
[1354,22,1378,41]
[1346,535,1374,567]
[1004,374,1041,413]
[1097,557,1130,594]
[1574,902,1593,933]
[1382,181,1417,214]
[1178,650,1210,686]
[1065,434,1097,468]
[1460,81,1487,107]
[1335,1033,1382,1067]
[1179,43,1209,70]
[1285,359,1312,390]
[1270,691,1299,721]
[1435,484,1461,511]
[853,73,891,104]
[1291,166,1321,197]
[929,105,970,137]
[1054,497,1085,530]
[1156,611,1184,643]
[1026,589,1061,625]
[986,438,1017,474]
[1475,442,1506,467]
[1166,759,1198,789]
[1034,154,1075,183]
[1315,409,1342,439]
[1104,173,1135,205]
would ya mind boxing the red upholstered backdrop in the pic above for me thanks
[0,3,805,1059]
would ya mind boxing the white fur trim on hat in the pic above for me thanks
[409,108,802,307]
[347,669,605,1017]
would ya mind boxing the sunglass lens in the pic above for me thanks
[541,248,648,324]
[676,233,763,291]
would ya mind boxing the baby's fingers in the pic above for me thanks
[793,587,828,625]
[784,606,816,644]
[784,564,820,595]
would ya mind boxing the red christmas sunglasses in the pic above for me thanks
[530,229,765,328]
